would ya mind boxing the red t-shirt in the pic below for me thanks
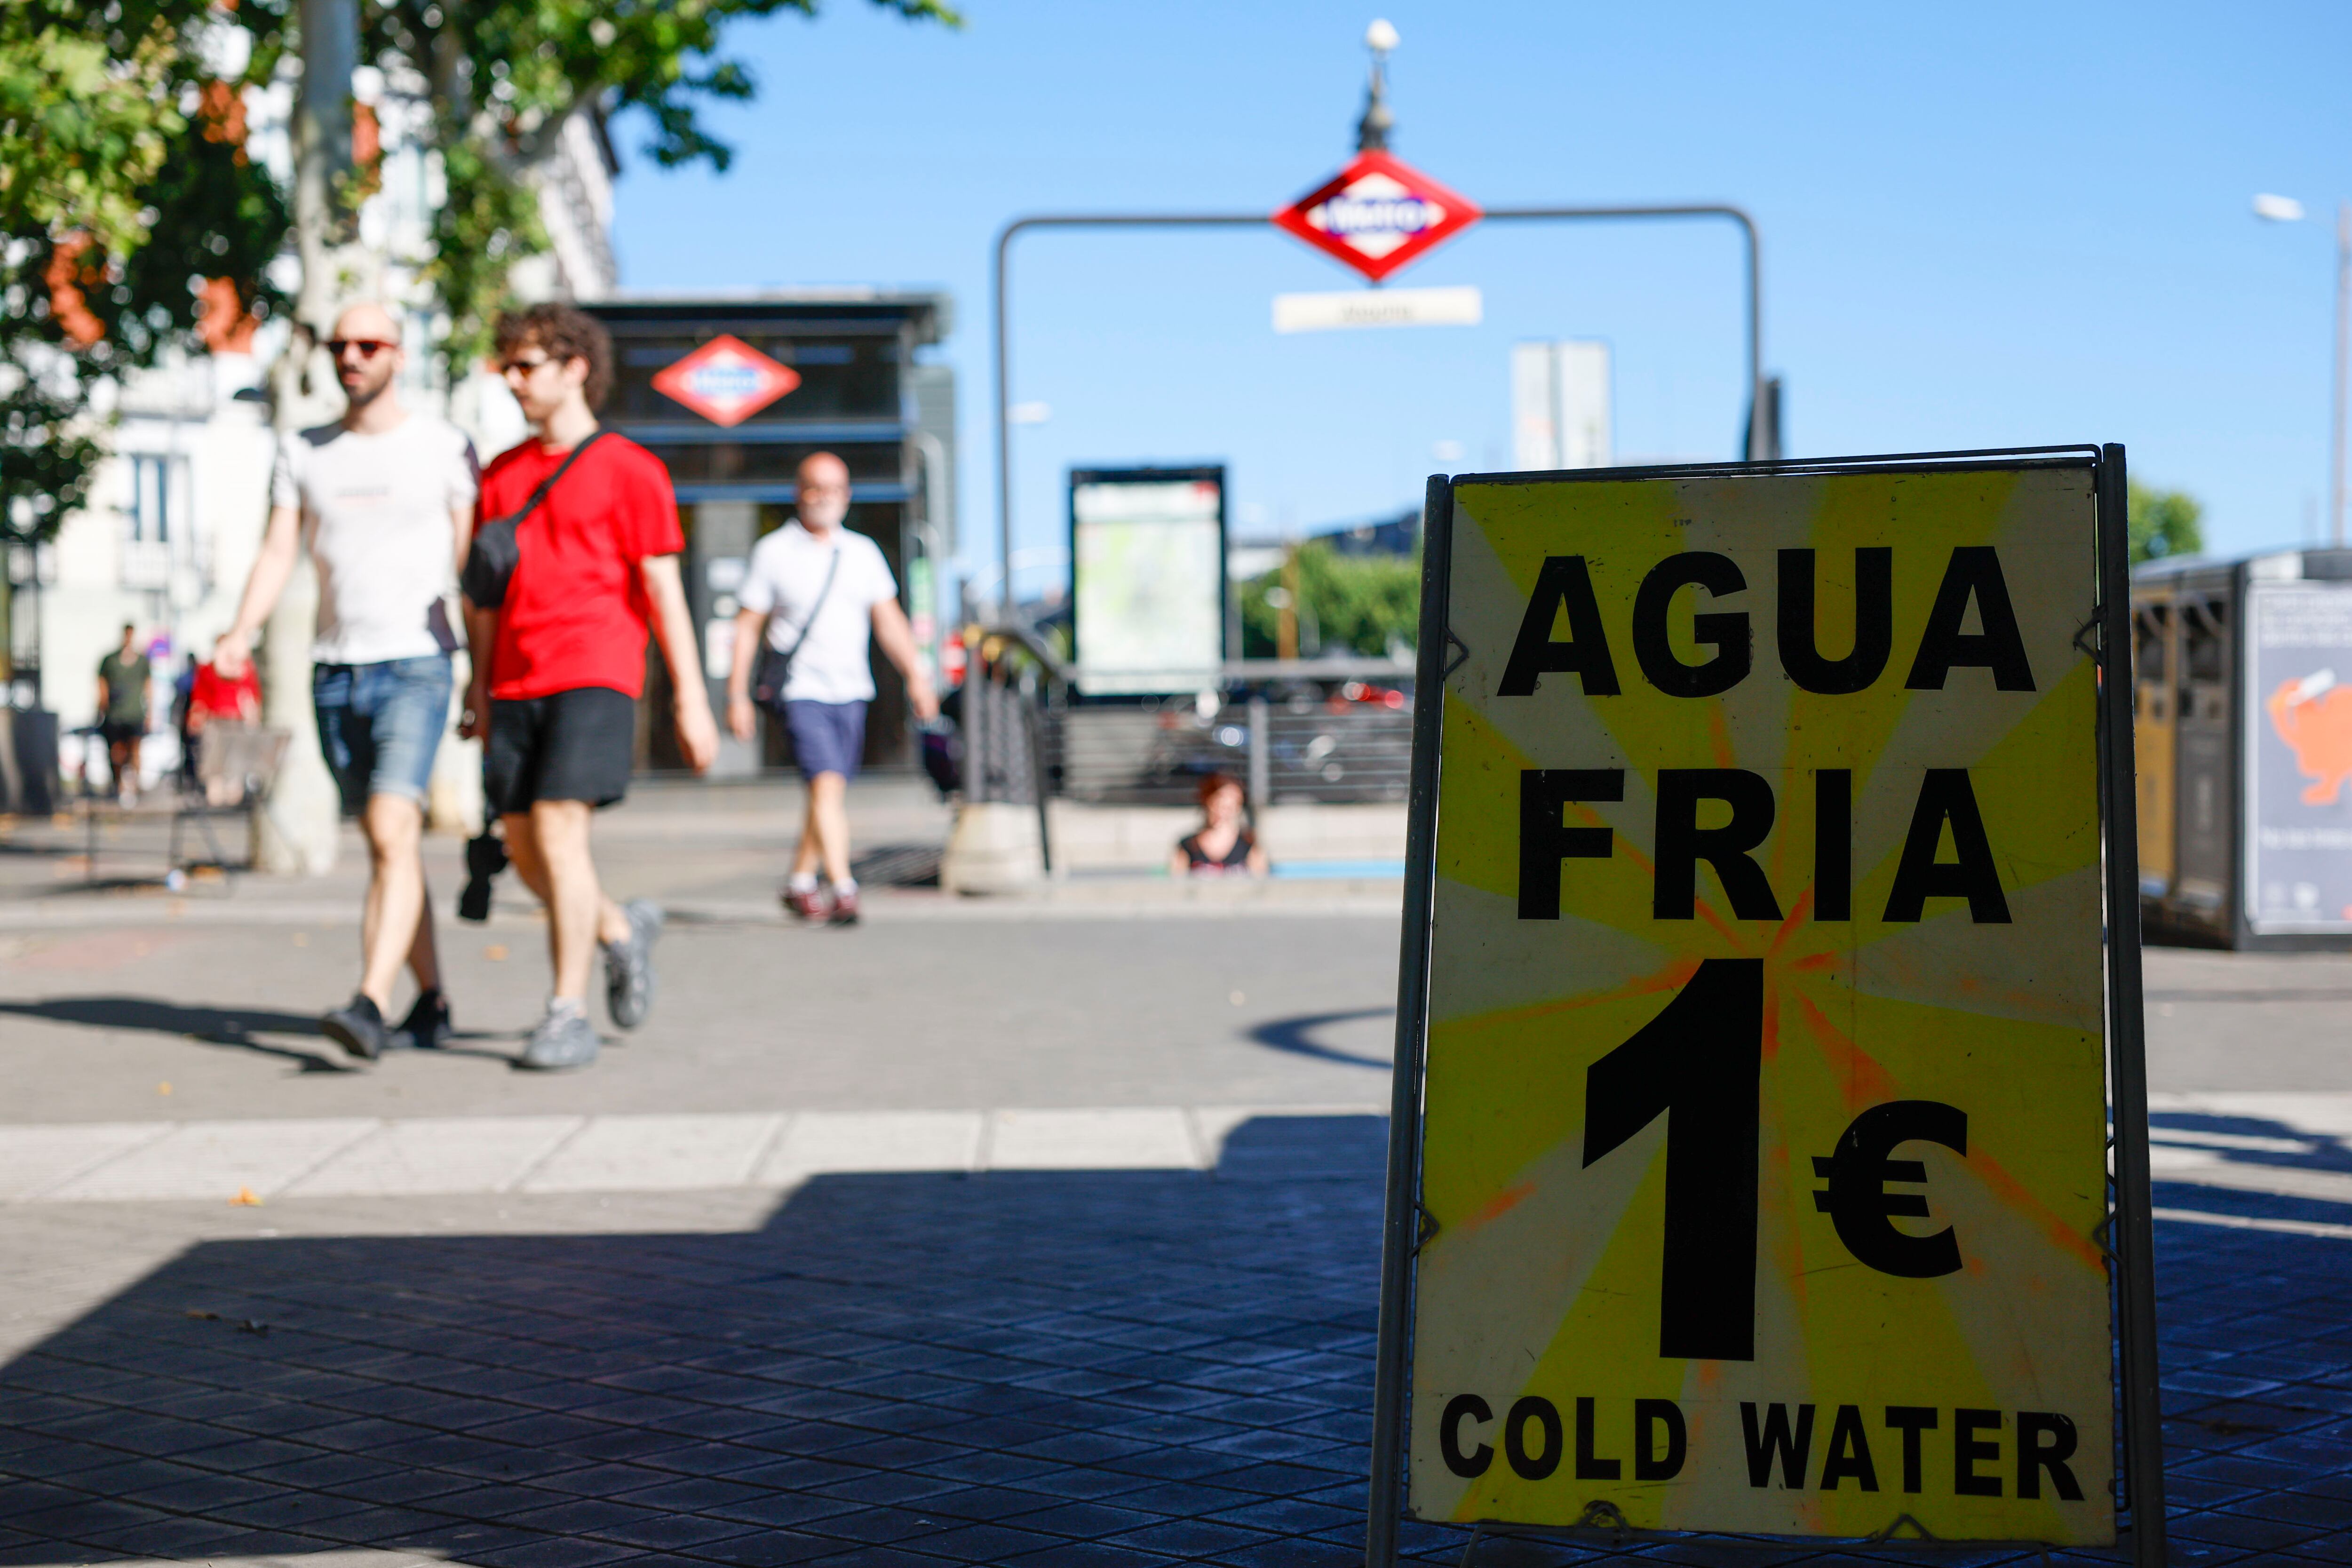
[188,662,260,729]
[477,433,683,701]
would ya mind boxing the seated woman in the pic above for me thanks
[1171,772,1270,877]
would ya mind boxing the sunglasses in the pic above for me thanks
[326,338,396,358]
[498,355,555,376]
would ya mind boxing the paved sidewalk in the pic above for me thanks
[0,1094,2346,1211]
[0,1106,1382,1203]
[6,785,2352,1564]
[1,1116,2351,1568]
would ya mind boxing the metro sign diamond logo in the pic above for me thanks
[651,334,802,427]
[1271,150,1483,283]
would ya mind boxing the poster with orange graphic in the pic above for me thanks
[2246,582,2352,933]
[1406,461,2114,1543]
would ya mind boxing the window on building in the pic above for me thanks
[127,454,189,545]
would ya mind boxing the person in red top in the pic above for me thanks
[460,303,717,1070]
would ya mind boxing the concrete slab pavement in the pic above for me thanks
[0,1107,1379,1204]
[7,781,2352,1563]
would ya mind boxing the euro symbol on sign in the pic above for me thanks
[1811,1100,1969,1278]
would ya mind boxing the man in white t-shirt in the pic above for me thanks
[727,450,937,925]
[214,301,478,1059]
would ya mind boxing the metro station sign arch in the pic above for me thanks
[986,171,1765,628]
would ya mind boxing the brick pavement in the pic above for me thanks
[8,781,2352,1564]
[0,1116,2347,1567]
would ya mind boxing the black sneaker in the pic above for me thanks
[396,988,452,1050]
[321,994,389,1062]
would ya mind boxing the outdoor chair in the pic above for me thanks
[164,720,290,882]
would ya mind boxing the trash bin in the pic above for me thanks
[2136,548,2352,948]
[9,708,56,818]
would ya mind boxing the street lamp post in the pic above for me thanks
[1357,18,1398,153]
[993,24,1772,639]
[2255,192,2350,547]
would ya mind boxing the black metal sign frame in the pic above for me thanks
[1367,444,2165,1567]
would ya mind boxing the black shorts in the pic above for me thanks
[485,686,636,815]
[100,720,144,748]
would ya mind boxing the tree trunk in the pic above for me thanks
[254,0,360,875]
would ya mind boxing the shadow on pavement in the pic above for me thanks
[0,997,343,1073]
[1247,1009,1392,1070]
[2148,1109,2352,1175]
[0,1116,2346,1566]
[0,997,516,1074]
[0,1116,1391,1568]
[849,844,944,889]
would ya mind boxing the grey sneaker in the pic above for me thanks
[518,1006,600,1071]
[603,898,664,1030]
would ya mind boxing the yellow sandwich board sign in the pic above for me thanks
[1366,449,2165,1564]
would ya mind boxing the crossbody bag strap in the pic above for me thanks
[777,546,844,661]
[460,430,609,611]
[511,429,606,524]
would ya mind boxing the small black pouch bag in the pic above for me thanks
[750,546,842,713]
[461,430,606,609]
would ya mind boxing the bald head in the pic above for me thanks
[326,301,405,426]
[331,302,401,344]
[797,451,851,534]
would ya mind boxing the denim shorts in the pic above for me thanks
[783,699,867,781]
[312,655,453,816]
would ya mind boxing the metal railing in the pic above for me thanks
[961,628,1416,816]
[1051,696,1413,807]
[960,626,1060,870]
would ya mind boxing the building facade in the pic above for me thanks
[14,72,617,796]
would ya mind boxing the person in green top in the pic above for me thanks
[95,623,151,805]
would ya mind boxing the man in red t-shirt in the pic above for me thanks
[460,304,717,1070]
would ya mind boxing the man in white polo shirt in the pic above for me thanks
[726,451,936,925]
[214,301,477,1059]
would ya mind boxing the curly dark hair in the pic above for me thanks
[493,302,613,411]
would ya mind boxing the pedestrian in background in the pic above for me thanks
[725,450,937,926]
[461,303,716,1070]
[1171,772,1269,877]
[94,624,151,806]
[183,655,262,804]
[214,301,477,1059]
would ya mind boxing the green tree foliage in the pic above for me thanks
[2129,480,2204,565]
[361,0,960,376]
[1240,540,1420,660]
[0,3,288,545]
[2,0,954,551]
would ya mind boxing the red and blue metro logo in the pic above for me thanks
[651,334,802,428]
[1272,150,1483,283]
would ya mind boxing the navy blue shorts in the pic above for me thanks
[783,699,866,781]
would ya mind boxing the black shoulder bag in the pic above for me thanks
[751,547,842,714]
[461,430,607,609]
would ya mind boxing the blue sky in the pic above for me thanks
[612,0,2350,602]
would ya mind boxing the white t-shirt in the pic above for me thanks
[270,414,479,664]
[738,520,898,705]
